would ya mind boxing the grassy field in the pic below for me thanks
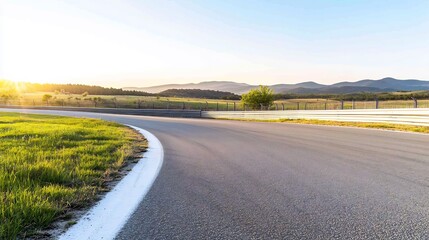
[0,112,146,239]
[6,92,240,110]
[3,92,429,111]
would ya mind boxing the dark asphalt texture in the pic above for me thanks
[2,109,429,239]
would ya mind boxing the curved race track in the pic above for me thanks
[2,109,429,239]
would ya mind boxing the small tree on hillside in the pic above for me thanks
[111,97,117,108]
[91,97,103,107]
[75,97,81,107]
[135,99,143,109]
[0,80,19,104]
[0,90,18,104]
[42,94,53,106]
[241,85,274,110]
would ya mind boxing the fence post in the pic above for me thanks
[282,103,284,111]
[341,100,344,110]
[216,102,219,111]
[297,102,299,110]
[375,98,379,109]
[182,102,185,110]
[233,102,236,111]
[226,102,229,111]
[324,102,327,110]
[352,99,355,110]
[305,103,307,110]
[260,103,263,111]
[206,101,209,111]
[411,97,418,108]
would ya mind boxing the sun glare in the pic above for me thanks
[0,79,27,94]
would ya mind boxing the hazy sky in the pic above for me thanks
[1,0,429,88]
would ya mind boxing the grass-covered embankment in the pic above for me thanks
[0,112,146,239]
[221,117,429,134]
[278,119,429,133]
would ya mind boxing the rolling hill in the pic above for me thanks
[158,89,240,100]
[124,78,429,95]
[125,81,253,94]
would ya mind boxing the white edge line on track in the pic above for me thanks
[59,125,164,240]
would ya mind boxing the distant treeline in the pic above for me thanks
[20,83,242,99]
[7,80,429,101]
[159,89,241,100]
[275,91,429,101]
[23,83,153,96]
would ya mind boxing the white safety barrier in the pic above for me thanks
[202,108,429,126]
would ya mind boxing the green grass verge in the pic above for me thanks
[0,112,146,239]
[219,117,429,134]
[278,119,429,133]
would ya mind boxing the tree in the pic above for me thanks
[82,91,89,97]
[75,97,81,107]
[241,85,274,110]
[135,99,143,109]
[91,97,102,107]
[0,80,19,104]
[42,94,53,106]
[111,97,117,108]
[0,89,18,104]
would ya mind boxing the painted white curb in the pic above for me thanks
[59,125,164,240]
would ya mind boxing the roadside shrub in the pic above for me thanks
[241,85,274,110]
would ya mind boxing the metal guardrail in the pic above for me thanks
[201,108,429,126]
[0,106,202,118]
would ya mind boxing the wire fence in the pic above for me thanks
[1,98,429,111]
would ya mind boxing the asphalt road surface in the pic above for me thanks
[3,109,429,239]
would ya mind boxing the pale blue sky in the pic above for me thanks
[1,0,429,87]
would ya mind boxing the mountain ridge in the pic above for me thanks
[124,78,429,94]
